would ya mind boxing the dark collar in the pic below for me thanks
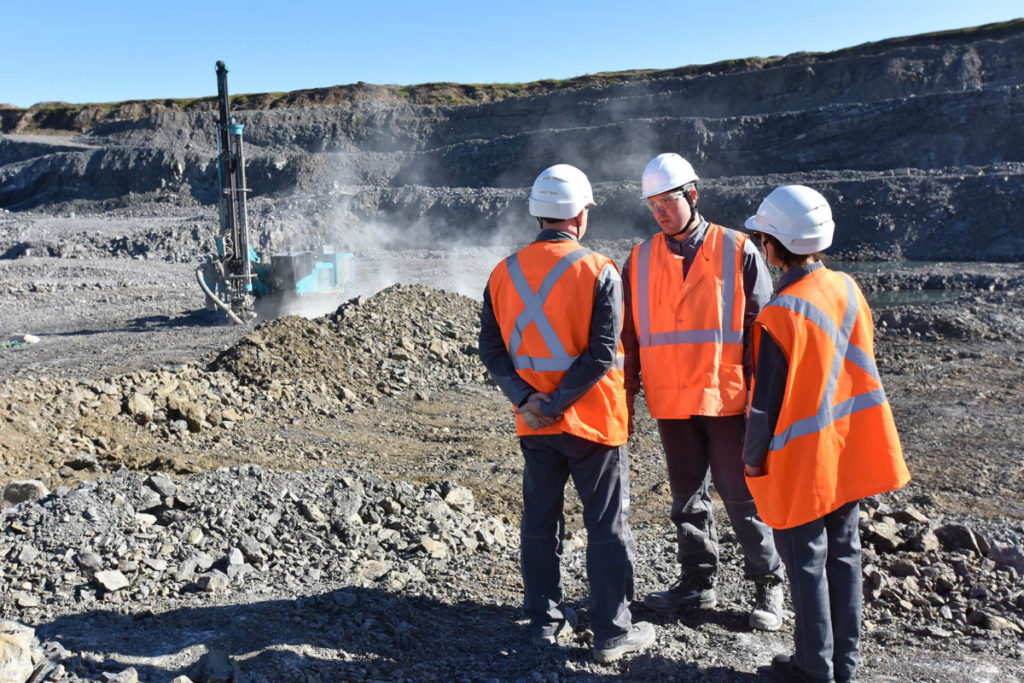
[535,229,578,243]
[775,260,825,295]
[672,218,709,249]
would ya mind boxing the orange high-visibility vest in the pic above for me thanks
[488,239,628,446]
[628,225,748,418]
[745,267,910,529]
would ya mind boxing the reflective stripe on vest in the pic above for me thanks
[767,273,888,451]
[634,230,744,348]
[506,248,624,372]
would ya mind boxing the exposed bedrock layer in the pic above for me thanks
[1,22,1022,259]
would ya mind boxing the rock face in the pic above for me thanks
[1,22,1023,259]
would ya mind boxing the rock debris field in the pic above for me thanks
[2,235,1024,682]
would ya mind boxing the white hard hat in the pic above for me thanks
[641,153,699,198]
[529,164,595,220]
[745,185,835,255]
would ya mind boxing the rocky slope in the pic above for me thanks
[2,21,1023,259]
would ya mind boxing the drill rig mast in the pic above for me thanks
[197,61,355,323]
[212,60,254,322]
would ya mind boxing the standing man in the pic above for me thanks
[622,153,785,630]
[479,164,655,664]
[743,185,910,683]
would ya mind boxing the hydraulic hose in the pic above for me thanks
[195,265,247,326]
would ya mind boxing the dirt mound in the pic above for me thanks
[212,284,487,403]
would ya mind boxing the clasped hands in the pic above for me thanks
[515,392,557,430]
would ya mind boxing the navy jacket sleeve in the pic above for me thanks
[478,284,535,407]
[742,239,774,382]
[620,256,641,421]
[743,328,789,468]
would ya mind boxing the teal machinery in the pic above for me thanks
[198,61,354,323]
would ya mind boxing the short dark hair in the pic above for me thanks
[762,233,825,269]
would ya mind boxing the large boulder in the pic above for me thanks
[0,620,36,683]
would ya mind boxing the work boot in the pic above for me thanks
[749,578,784,631]
[592,621,656,663]
[643,580,716,614]
[771,654,833,682]
[531,607,576,647]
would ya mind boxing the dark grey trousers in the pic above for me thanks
[520,433,636,647]
[773,500,862,682]
[657,414,783,586]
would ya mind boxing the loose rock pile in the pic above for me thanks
[2,469,1023,681]
[855,269,1024,295]
[876,292,1024,341]
[858,501,1024,639]
[213,283,488,406]
[0,210,214,264]
[0,366,258,484]
[1,466,510,682]
[1,284,490,486]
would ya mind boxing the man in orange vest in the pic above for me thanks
[743,185,910,683]
[623,153,785,630]
[479,164,655,664]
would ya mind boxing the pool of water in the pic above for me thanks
[830,261,962,308]
[864,289,963,309]
[830,260,939,274]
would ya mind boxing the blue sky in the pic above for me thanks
[3,1,1021,108]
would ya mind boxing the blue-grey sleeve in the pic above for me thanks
[743,239,774,381]
[743,328,789,467]
[478,285,535,407]
[541,262,622,417]
[620,256,642,416]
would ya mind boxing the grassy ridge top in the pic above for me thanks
[2,18,1021,134]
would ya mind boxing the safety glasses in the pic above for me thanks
[646,191,686,213]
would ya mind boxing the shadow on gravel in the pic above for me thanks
[45,309,227,337]
[637,604,755,635]
[123,310,228,330]
[33,586,765,681]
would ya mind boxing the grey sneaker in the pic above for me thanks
[593,621,655,663]
[532,607,576,646]
[749,580,784,631]
[643,581,717,614]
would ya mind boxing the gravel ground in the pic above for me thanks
[1,213,1023,682]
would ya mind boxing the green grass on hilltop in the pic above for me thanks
[3,17,1021,133]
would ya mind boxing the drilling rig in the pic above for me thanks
[198,61,354,324]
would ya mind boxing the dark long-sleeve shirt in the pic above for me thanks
[478,229,623,419]
[742,261,824,467]
[620,219,773,418]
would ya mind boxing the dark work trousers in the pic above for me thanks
[520,432,636,648]
[657,414,783,586]
[773,500,862,683]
